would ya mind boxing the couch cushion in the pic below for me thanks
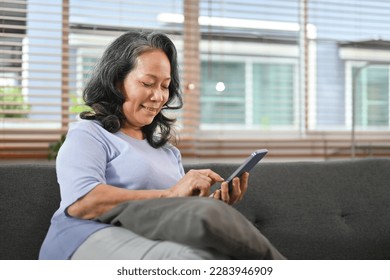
[0,164,60,260]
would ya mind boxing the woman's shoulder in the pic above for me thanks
[69,119,101,130]
[68,120,108,135]
[67,120,113,142]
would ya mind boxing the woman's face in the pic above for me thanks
[120,49,171,132]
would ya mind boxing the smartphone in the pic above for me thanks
[225,149,268,192]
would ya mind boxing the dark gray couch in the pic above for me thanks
[1,158,390,260]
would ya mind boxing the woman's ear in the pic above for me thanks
[115,82,127,101]
[116,81,123,93]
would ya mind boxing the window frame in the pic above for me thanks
[199,40,300,132]
[345,60,390,131]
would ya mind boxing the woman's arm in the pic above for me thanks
[67,169,225,219]
[67,184,167,219]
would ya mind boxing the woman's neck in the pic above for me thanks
[120,127,144,140]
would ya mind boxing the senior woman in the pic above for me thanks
[39,31,283,260]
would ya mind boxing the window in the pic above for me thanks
[200,57,297,129]
[353,65,389,128]
[341,41,390,131]
[252,63,296,127]
[2,0,390,160]
[201,61,246,125]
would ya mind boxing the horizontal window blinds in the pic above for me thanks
[0,0,185,158]
[194,0,390,160]
[1,0,390,160]
[1,0,63,158]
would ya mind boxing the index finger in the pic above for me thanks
[197,169,224,183]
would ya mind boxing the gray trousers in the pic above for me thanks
[71,226,229,260]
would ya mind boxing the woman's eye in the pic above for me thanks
[142,81,169,90]
[142,82,153,87]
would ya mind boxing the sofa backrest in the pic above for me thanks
[1,158,390,260]
[0,164,60,260]
[186,158,390,259]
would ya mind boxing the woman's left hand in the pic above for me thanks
[211,172,249,205]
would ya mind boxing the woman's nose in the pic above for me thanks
[150,89,165,102]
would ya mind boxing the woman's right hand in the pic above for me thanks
[165,169,224,198]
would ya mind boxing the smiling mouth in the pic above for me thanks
[141,105,158,113]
